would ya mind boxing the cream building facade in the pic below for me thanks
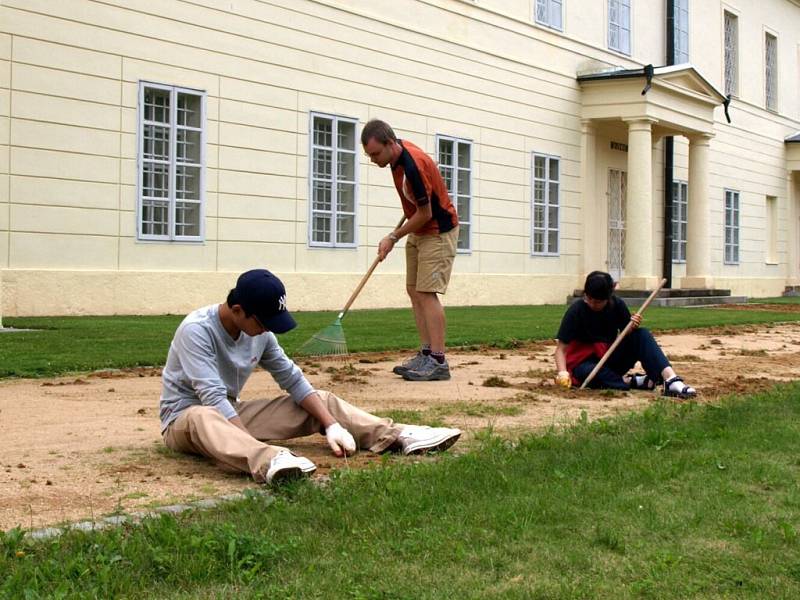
[1,0,799,316]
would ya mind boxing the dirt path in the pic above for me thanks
[3,321,800,532]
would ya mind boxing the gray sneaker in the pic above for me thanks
[401,355,451,381]
[392,352,426,376]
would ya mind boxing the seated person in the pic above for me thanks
[553,271,696,398]
[159,268,461,485]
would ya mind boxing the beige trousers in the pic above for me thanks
[163,390,402,483]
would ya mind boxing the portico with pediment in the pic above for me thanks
[577,65,727,290]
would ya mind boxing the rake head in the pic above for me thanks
[294,318,349,358]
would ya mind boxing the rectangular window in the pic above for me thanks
[531,153,560,255]
[724,11,738,97]
[535,0,563,31]
[672,180,688,263]
[724,189,740,264]
[608,0,631,55]
[766,195,777,264]
[765,32,778,111]
[309,113,358,247]
[137,82,206,241]
[673,0,689,63]
[437,135,472,252]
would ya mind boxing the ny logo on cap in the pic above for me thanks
[278,294,287,312]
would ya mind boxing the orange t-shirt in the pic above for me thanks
[391,140,459,235]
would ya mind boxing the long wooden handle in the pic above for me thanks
[337,215,406,320]
[579,278,667,390]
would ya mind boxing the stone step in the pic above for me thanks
[566,294,748,308]
[571,288,732,298]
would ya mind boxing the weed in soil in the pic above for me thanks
[483,376,511,388]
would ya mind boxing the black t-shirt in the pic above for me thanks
[556,296,632,344]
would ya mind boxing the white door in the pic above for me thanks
[607,169,627,282]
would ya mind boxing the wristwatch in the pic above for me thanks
[388,232,399,243]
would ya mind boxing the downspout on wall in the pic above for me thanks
[662,0,676,288]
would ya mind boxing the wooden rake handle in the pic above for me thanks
[338,215,406,320]
[579,278,667,390]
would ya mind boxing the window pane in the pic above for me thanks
[336,215,355,244]
[337,120,355,151]
[143,125,169,161]
[457,169,470,195]
[536,0,547,23]
[439,139,454,166]
[176,165,201,200]
[336,183,355,213]
[548,230,558,253]
[144,88,170,124]
[175,201,200,236]
[548,205,558,228]
[534,204,545,227]
[313,215,331,243]
[440,166,454,194]
[177,93,201,128]
[533,229,544,253]
[313,181,332,212]
[142,199,169,236]
[142,163,169,198]
[534,156,546,179]
[457,195,470,222]
[457,143,470,168]
[313,148,333,178]
[313,118,333,147]
[337,151,356,181]
[458,224,469,250]
[534,180,545,202]
[548,159,559,181]
[552,0,562,29]
[548,182,559,204]
[176,129,201,163]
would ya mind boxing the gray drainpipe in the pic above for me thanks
[662,0,676,288]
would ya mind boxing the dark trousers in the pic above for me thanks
[572,328,670,390]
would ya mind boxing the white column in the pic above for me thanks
[682,133,714,289]
[580,119,598,275]
[788,172,800,286]
[621,118,658,289]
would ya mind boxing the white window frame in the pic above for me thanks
[136,81,206,242]
[534,0,563,32]
[436,134,473,254]
[724,10,738,97]
[724,189,740,265]
[671,180,688,263]
[308,112,359,248]
[673,0,689,63]
[608,0,631,55]
[531,153,560,256]
[765,31,778,112]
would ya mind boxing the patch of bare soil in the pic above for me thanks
[3,322,800,532]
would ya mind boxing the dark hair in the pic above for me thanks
[361,119,397,146]
[226,288,252,316]
[583,271,614,301]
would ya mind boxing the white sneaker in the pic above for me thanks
[397,426,461,455]
[265,450,316,485]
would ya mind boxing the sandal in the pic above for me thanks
[663,376,696,398]
[627,372,657,390]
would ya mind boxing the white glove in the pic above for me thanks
[325,422,356,457]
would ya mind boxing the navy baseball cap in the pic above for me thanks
[232,269,297,334]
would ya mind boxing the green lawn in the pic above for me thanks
[2,303,800,377]
[3,385,799,598]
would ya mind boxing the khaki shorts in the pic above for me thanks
[405,226,459,293]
